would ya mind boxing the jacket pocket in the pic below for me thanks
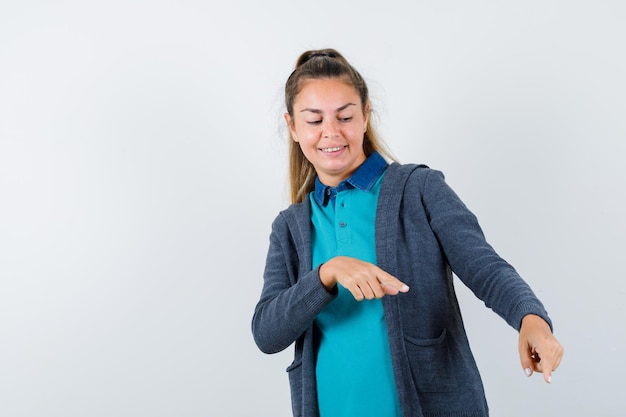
[285,358,303,416]
[404,328,457,393]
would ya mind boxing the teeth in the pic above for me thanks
[321,146,344,152]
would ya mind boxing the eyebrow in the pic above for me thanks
[300,102,357,114]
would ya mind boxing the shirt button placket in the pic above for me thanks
[336,193,351,251]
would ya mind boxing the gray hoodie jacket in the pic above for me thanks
[252,162,552,417]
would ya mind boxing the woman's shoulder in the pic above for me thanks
[280,199,310,215]
[271,199,310,228]
[382,162,454,201]
[385,161,441,184]
[387,161,430,174]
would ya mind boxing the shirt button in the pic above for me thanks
[339,222,347,228]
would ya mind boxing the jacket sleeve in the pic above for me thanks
[418,169,552,332]
[251,212,337,354]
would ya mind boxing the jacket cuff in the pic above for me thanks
[514,302,553,332]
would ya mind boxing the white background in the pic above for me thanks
[1,1,624,416]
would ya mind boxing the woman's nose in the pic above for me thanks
[322,119,339,138]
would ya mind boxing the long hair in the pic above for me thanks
[284,48,395,204]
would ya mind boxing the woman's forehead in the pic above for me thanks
[293,78,361,110]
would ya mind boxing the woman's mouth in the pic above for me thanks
[320,146,345,153]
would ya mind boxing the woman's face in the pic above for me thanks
[286,77,369,187]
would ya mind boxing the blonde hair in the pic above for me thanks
[284,48,395,204]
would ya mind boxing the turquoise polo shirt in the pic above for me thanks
[310,152,401,417]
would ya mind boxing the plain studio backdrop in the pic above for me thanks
[1,1,624,416]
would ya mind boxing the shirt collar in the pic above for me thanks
[312,151,388,206]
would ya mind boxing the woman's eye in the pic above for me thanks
[307,120,322,125]
[339,117,353,122]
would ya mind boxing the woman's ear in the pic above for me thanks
[284,112,298,142]
[363,101,371,131]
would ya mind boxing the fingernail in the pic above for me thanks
[547,375,552,384]
[524,368,532,377]
[400,285,410,292]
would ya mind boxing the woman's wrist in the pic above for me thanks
[318,261,337,291]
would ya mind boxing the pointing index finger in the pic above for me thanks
[533,348,555,384]
[380,280,410,295]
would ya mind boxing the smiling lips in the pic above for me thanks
[320,146,346,153]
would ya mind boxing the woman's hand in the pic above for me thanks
[319,256,410,301]
[518,314,564,383]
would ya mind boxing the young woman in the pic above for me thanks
[252,48,563,417]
